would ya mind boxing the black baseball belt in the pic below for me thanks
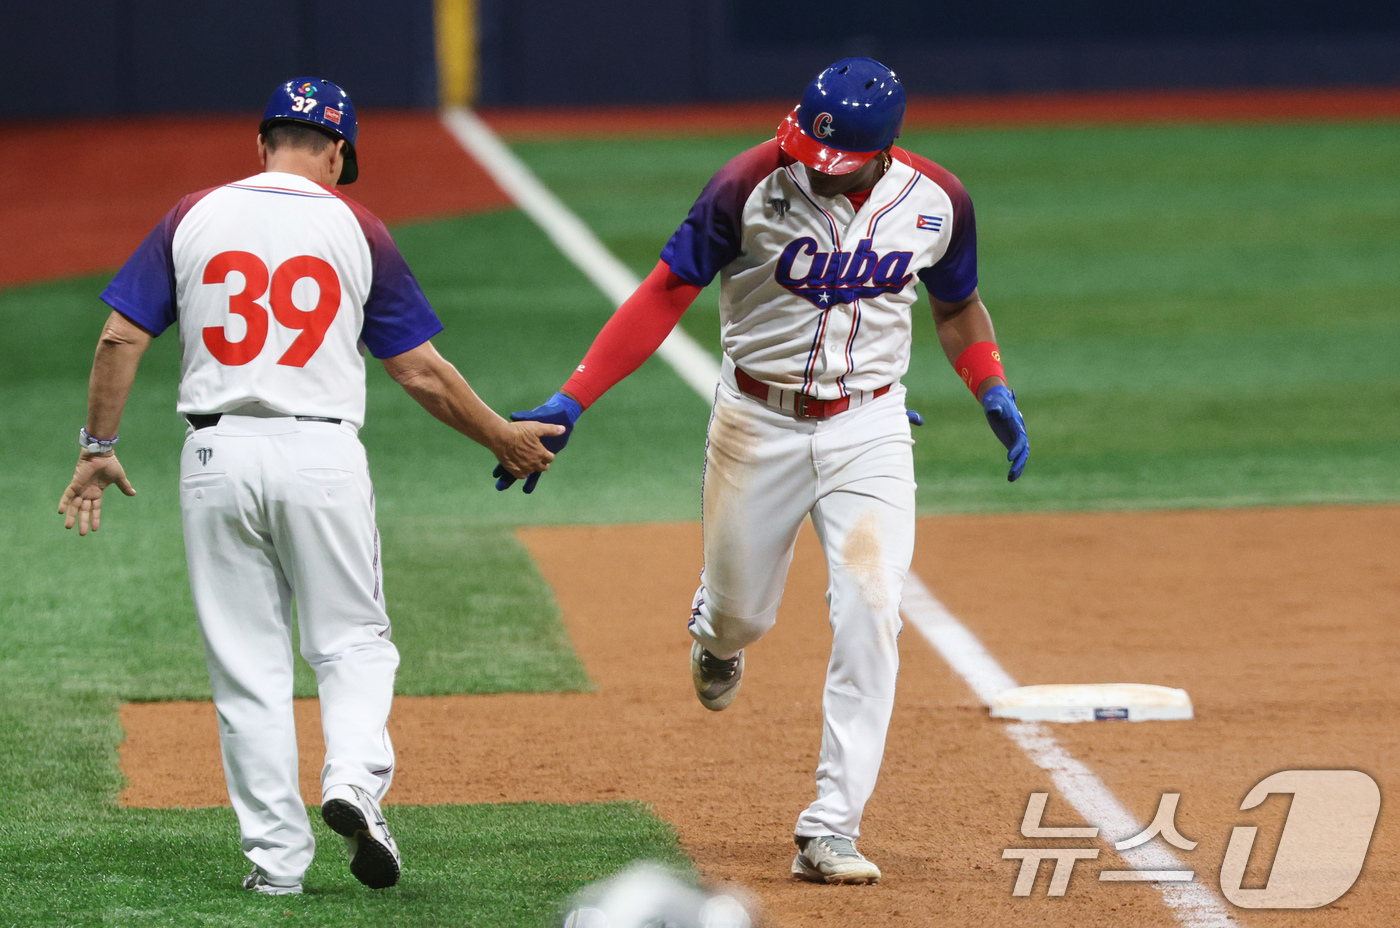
[187,414,342,430]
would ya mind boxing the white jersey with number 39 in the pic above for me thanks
[101,171,442,429]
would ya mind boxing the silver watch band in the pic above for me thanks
[79,426,119,455]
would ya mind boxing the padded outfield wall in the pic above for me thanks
[0,0,439,116]
[3,0,1399,116]
[477,0,1400,105]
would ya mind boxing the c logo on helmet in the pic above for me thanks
[813,112,835,139]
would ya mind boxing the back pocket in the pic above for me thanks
[180,471,230,506]
[296,468,356,488]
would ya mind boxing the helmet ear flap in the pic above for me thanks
[338,142,359,185]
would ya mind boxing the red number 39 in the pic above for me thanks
[201,251,341,367]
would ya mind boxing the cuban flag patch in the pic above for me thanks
[916,214,944,232]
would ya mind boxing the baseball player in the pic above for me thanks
[58,78,562,894]
[500,58,1028,883]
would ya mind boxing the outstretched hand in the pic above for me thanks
[58,452,137,536]
[493,392,583,494]
[980,385,1029,482]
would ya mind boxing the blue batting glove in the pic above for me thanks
[980,385,1029,482]
[906,408,925,427]
[493,392,583,493]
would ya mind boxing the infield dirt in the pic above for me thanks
[122,506,1400,927]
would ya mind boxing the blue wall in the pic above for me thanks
[0,0,437,117]
[4,0,1398,117]
[477,0,1400,105]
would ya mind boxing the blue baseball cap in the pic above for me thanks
[777,58,906,176]
[260,78,359,184]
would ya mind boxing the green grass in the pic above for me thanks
[0,803,687,928]
[2,120,1398,925]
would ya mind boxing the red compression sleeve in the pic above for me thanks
[562,260,702,408]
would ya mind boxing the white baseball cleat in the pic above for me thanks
[242,867,302,895]
[690,641,744,711]
[791,835,882,885]
[321,784,401,889]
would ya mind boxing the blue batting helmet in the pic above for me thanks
[260,78,359,184]
[777,58,906,175]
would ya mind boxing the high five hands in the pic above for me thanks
[493,392,583,494]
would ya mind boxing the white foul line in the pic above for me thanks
[441,106,1236,928]
[440,107,720,400]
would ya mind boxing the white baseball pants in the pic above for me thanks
[688,375,916,841]
[179,415,398,887]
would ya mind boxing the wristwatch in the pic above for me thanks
[79,427,119,455]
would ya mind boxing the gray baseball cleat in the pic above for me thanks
[242,867,302,895]
[690,640,744,711]
[321,784,401,889]
[792,834,882,884]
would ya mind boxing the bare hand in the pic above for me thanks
[58,452,137,536]
[493,420,565,479]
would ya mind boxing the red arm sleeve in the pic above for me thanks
[561,259,703,408]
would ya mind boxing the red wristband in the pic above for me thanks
[953,341,1005,395]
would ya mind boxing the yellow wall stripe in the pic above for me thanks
[435,0,475,107]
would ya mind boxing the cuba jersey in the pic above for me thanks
[101,171,443,429]
[661,140,977,399]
